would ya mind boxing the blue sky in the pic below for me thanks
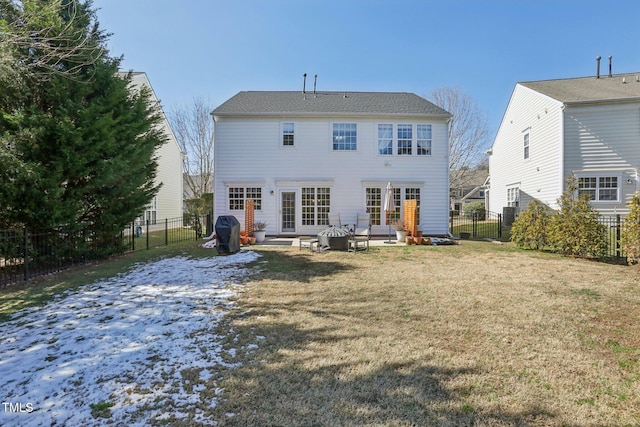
[93,0,640,136]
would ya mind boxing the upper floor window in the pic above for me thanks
[397,124,412,155]
[417,124,432,156]
[333,123,357,151]
[282,123,294,146]
[378,124,393,155]
[523,132,530,159]
[578,176,618,201]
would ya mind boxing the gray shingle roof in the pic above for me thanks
[520,73,640,104]
[212,91,451,117]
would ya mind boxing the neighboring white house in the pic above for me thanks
[124,72,184,223]
[488,72,640,217]
[212,90,451,236]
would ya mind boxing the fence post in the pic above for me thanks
[22,226,28,281]
[165,218,168,246]
[146,219,150,250]
[616,214,621,258]
[498,213,503,239]
[449,211,454,235]
[131,223,135,251]
[472,212,478,238]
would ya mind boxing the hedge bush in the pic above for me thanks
[621,191,640,265]
[463,201,486,220]
[547,177,608,258]
[510,199,552,250]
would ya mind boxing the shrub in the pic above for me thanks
[510,199,552,250]
[463,201,486,220]
[547,177,607,258]
[621,191,640,265]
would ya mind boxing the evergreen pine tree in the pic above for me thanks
[1,0,165,255]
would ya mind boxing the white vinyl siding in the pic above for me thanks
[214,116,450,235]
[488,85,564,213]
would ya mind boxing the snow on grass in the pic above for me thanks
[0,250,261,426]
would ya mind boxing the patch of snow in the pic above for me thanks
[0,251,261,426]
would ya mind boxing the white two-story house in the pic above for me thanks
[488,72,640,217]
[212,90,451,236]
[124,72,184,223]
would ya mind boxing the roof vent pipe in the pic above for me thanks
[313,74,317,97]
[608,56,613,77]
[596,56,601,78]
[302,73,307,94]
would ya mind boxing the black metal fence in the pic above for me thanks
[599,215,625,259]
[449,210,505,240]
[1,214,212,287]
[449,210,627,260]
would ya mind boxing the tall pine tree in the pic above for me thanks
[1,0,165,254]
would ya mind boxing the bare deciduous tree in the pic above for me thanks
[0,0,104,82]
[428,86,490,189]
[169,97,215,211]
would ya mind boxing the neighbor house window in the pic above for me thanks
[417,125,432,155]
[397,124,412,155]
[229,187,262,210]
[507,187,520,207]
[523,133,530,159]
[366,187,382,225]
[378,124,393,155]
[139,196,157,225]
[302,187,331,226]
[333,123,357,150]
[578,176,618,201]
[282,122,294,146]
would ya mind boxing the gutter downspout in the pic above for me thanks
[558,104,566,210]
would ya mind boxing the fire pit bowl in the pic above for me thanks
[317,226,349,251]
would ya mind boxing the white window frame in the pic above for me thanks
[282,122,295,147]
[523,131,530,160]
[417,124,432,156]
[577,175,620,202]
[397,124,413,155]
[332,123,357,151]
[377,124,393,155]
[507,186,520,207]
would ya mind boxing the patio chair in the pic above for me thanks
[353,213,371,240]
[328,212,344,228]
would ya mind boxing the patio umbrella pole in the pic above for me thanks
[384,182,396,244]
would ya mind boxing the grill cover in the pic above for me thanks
[215,215,240,254]
[317,226,349,251]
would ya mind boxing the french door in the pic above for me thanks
[280,191,296,233]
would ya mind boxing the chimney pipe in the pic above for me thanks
[608,56,613,77]
[303,73,307,94]
[313,74,317,96]
[596,56,601,78]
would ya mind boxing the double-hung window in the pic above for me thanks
[333,123,357,151]
[417,125,432,156]
[578,176,618,201]
[523,132,530,159]
[282,123,294,146]
[397,124,412,155]
[378,124,393,155]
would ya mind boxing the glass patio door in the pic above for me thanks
[281,191,296,233]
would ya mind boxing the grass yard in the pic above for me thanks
[1,240,639,425]
[210,242,640,426]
